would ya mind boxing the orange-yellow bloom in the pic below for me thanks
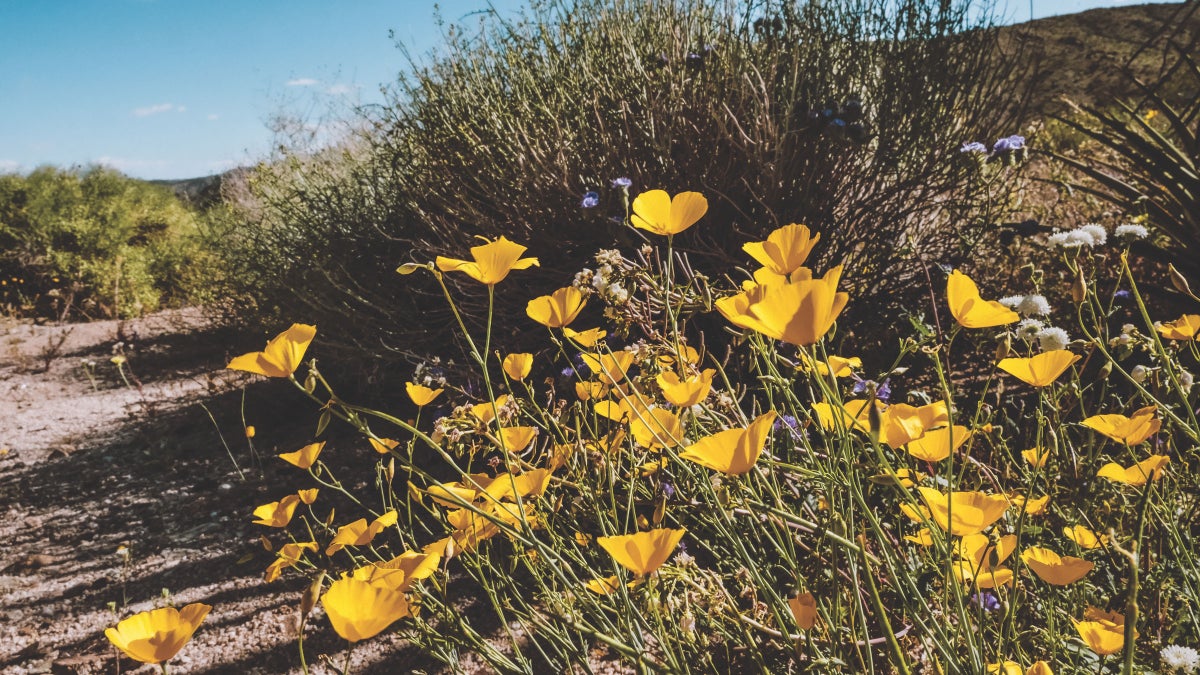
[369,437,400,454]
[264,542,318,582]
[279,441,325,469]
[406,382,443,407]
[789,592,818,630]
[1158,314,1200,341]
[563,326,606,347]
[1097,454,1169,486]
[987,662,1024,675]
[1082,405,1160,445]
[947,271,1019,328]
[597,528,687,576]
[997,350,1080,387]
[435,237,539,285]
[743,224,821,279]
[105,603,211,664]
[322,577,410,642]
[1074,607,1128,656]
[1022,447,1049,469]
[1027,661,1054,675]
[905,425,971,463]
[917,487,1009,536]
[526,287,586,328]
[326,511,398,556]
[797,351,861,378]
[297,488,319,505]
[656,369,715,407]
[739,266,850,346]
[349,549,443,591]
[1021,546,1094,585]
[1063,525,1108,550]
[252,494,301,528]
[629,408,684,449]
[679,412,776,475]
[581,351,636,384]
[630,190,707,236]
[227,323,316,378]
[498,426,538,453]
[502,353,533,381]
[953,534,1016,589]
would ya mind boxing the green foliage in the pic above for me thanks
[0,165,218,319]
[226,0,1031,376]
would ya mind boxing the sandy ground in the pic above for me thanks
[0,310,459,674]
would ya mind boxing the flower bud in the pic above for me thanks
[1072,266,1087,303]
[300,571,325,622]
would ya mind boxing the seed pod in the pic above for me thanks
[1072,266,1087,303]
[1169,264,1194,297]
[300,571,325,622]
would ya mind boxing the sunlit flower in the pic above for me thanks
[997,350,1079,387]
[1074,607,1127,656]
[796,352,861,377]
[954,534,1016,589]
[1114,223,1148,240]
[406,382,443,407]
[1008,493,1050,516]
[740,266,850,346]
[1158,315,1200,341]
[105,603,212,664]
[998,293,1051,316]
[368,437,400,455]
[597,528,687,577]
[987,661,1024,675]
[580,351,636,384]
[527,287,586,328]
[680,412,776,475]
[742,224,821,279]
[297,488,319,504]
[279,441,325,469]
[585,575,622,595]
[244,425,256,439]
[1036,326,1070,351]
[227,323,316,378]
[917,487,1009,536]
[1097,454,1170,486]
[630,190,707,236]
[498,426,538,453]
[904,528,934,546]
[349,549,443,592]
[322,577,411,642]
[435,237,539,285]
[252,495,301,528]
[656,369,715,407]
[789,592,817,630]
[264,542,318,582]
[1021,546,1094,585]
[563,326,606,347]
[1063,524,1108,550]
[502,353,533,381]
[905,424,971,462]
[947,271,1019,328]
[1027,661,1054,675]
[1022,447,1049,468]
[1160,645,1200,672]
[326,511,398,556]
[1082,405,1161,445]
[629,408,684,449]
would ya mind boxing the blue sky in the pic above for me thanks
[0,0,1166,180]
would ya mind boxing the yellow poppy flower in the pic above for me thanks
[326,511,398,556]
[953,534,1016,588]
[1027,661,1053,675]
[1007,493,1050,516]
[526,287,586,328]
[1022,447,1049,468]
[1081,405,1160,445]
[322,577,411,642]
[227,323,316,378]
[1157,314,1200,340]
[263,542,318,583]
[369,437,400,454]
[252,494,301,528]
[947,270,1019,328]
[904,528,934,546]
[629,408,684,449]
[997,350,1080,387]
[1074,607,1127,656]
[498,426,538,453]
[575,381,608,401]
[597,527,687,576]
[742,266,850,346]
[483,469,553,502]
[279,441,325,469]
[469,395,512,425]
[581,351,636,384]
[563,326,606,347]
[435,237,539,285]
[656,369,715,407]
[1063,524,1108,550]
[105,603,211,664]
[630,190,707,236]
[789,592,818,630]
[796,351,861,378]
[297,488,319,505]
[406,382,443,407]
[502,353,534,381]
[585,575,622,595]
[1021,546,1094,585]
[905,425,971,462]
[743,224,821,278]
[349,548,443,592]
[679,412,777,475]
[987,662,1024,675]
[1097,454,1170,486]
[917,487,1009,536]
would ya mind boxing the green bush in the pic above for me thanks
[226,0,1032,377]
[0,165,218,319]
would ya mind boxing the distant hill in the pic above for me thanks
[1000,2,1199,115]
[148,172,239,209]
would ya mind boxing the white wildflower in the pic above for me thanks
[1180,370,1194,393]
[1036,326,1070,351]
[1161,644,1200,673]
[1131,365,1148,383]
[1079,223,1108,246]
[1115,223,1149,241]
[680,611,697,634]
[609,286,630,304]
[595,249,623,266]
[1016,318,1045,339]
[1000,294,1051,316]
[999,295,1022,310]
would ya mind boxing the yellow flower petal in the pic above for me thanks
[322,577,410,642]
[1063,525,1108,550]
[917,487,1009,536]
[279,441,325,469]
[1081,405,1160,445]
[502,353,534,381]
[596,528,687,576]
[227,323,316,378]
[1021,546,1094,585]
[1157,314,1200,340]
[679,412,776,475]
[630,190,707,236]
[406,382,443,407]
[997,350,1080,387]
[435,237,539,285]
[742,224,821,278]
[656,369,715,407]
[1096,454,1169,486]
[105,603,212,664]
[526,287,586,328]
[252,495,301,528]
[947,271,1018,328]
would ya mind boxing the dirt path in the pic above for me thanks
[0,311,448,674]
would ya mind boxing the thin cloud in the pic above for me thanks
[132,102,185,117]
[207,113,220,121]
[0,159,19,173]
[286,77,319,87]
[326,83,358,96]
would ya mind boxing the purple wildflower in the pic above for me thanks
[960,141,987,153]
[581,191,600,209]
[611,177,632,189]
[661,482,676,499]
[971,591,1001,613]
[992,135,1025,153]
